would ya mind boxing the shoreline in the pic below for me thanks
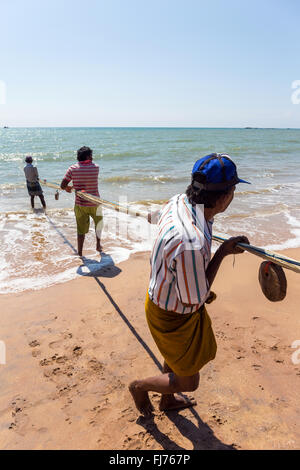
[2,229,300,296]
[0,248,300,449]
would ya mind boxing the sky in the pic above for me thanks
[0,0,299,127]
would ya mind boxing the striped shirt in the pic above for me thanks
[148,193,213,314]
[63,160,100,207]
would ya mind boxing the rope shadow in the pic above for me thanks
[46,214,77,254]
[46,214,161,370]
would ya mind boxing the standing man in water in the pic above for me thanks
[60,146,103,257]
[129,153,250,415]
[24,156,46,210]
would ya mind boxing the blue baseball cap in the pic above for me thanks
[191,153,250,191]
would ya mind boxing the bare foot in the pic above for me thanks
[159,394,197,411]
[96,244,103,253]
[129,381,154,416]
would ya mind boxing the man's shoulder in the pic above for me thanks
[159,193,181,217]
[88,162,99,171]
[68,162,79,169]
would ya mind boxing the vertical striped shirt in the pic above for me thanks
[148,194,213,314]
[63,160,100,207]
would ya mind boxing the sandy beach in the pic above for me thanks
[1,0,299,452]
[0,247,299,450]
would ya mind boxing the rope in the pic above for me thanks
[40,179,300,274]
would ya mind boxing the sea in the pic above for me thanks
[0,127,300,294]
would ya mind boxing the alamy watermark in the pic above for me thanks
[94,196,206,251]
[0,341,6,365]
[0,80,6,104]
[291,340,300,365]
[291,80,300,104]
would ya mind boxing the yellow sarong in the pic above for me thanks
[145,292,217,377]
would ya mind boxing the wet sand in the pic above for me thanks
[0,248,299,450]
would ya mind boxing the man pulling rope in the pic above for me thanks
[129,153,250,414]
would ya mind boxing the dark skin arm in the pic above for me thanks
[182,236,250,308]
[206,235,249,287]
[60,178,73,193]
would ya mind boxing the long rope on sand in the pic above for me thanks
[41,179,300,274]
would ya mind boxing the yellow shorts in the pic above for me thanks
[74,205,103,235]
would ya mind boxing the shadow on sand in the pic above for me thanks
[47,215,234,450]
[77,253,121,278]
[32,207,45,214]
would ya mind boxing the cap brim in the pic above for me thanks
[238,178,251,184]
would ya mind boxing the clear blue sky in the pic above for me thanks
[0,0,299,127]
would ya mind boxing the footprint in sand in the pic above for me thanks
[49,340,64,349]
[231,345,246,360]
[9,397,30,434]
[38,427,48,433]
[29,340,40,347]
[251,346,260,355]
[120,406,136,422]
[123,432,149,450]
[49,331,73,349]
[211,414,227,426]
[88,358,104,373]
[40,358,53,366]
[31,349,41,357]
[73,346,83,356]
[87,399,111,427]
[31,327,108,410]
[215,330,227,340]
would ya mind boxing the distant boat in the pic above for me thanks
[3,126,9,129]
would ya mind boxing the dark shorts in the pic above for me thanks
[27,181,43,196]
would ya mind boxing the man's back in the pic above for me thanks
[64,160,99,207]
[24,164,38,183]
[148,193,213,314]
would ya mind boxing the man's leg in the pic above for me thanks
[30,196,35,209]
[77,234,85,257]
[74,205,89,257]
[96,234,102,253]
[159,361,198,411]
[91,208,103,253]
[129,367,200,416]
[39,194,46,209]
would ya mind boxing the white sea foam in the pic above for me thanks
[265,211,300,251]
[0,205,158,294]
[0,200,299,294]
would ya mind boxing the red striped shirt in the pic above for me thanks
[63,160,100,206]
